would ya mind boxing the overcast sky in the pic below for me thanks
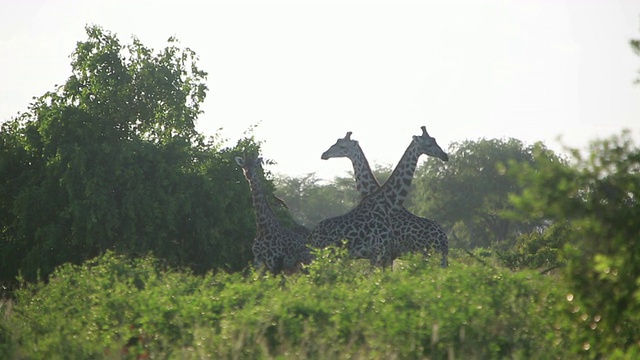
[2,0,640,180]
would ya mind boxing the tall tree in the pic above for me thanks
[410,138,558,249]
[0,26,258,283]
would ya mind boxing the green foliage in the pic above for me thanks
[273,165,392,228]
[0,301,11,359]
[496,221,570,272]
[0,26,263,284]
[2,251,576,359]
[273,173,357,228]
[509,131,640,356]
[411,138,560,249]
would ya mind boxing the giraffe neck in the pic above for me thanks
[349,143,381,197]
[376,141,421,209]
[245,169,277,230]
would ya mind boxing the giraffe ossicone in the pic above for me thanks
[311,126,448,267]
[236,154,313,274]
[321,129,449,267]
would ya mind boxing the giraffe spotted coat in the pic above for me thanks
[310,126,449,267]
[236,155,313,274]
[321,131,449,267]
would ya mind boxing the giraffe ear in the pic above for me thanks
[235,157,244,166]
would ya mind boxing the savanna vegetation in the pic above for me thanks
[1,25,639,359]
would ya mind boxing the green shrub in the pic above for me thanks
[496,222,569,272]
[2,250,578,359]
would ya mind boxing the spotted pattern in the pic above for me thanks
[236,155,313,274]
[320,131,449,267]
[311,126,449,267]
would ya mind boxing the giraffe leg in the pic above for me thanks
[370,237,393,269]
[440,243,449,268]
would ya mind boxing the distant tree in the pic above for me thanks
[410,138,559,249]
[0,26,261,284]
[509,131,640,356]
[273,164,393,229]
[273,173,355,228]
[365,163,393,185]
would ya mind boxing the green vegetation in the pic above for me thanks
[2,250,573,359]
[273,164,394,229]
[509,132,640,356]
[1,25,640,359]
[0,26,291,284]
[411,138,558,250]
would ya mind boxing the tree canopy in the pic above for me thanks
[0,26,267,284]
[409,138,560,249]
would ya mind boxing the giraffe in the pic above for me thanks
[321,131,449,267]
[310,126,448,267]
[236,154,313,274]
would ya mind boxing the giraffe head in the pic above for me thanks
[320,131,358,160]
[413,126,449,162]
[235,154,263,178]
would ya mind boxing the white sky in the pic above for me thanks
[2,0,640,180]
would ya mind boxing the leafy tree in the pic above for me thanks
[410,138,559,249]
[510,131,640,356]
[0,26,262,284]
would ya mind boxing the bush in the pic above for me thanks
[1,251,577,359]
[509,133,640,356]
